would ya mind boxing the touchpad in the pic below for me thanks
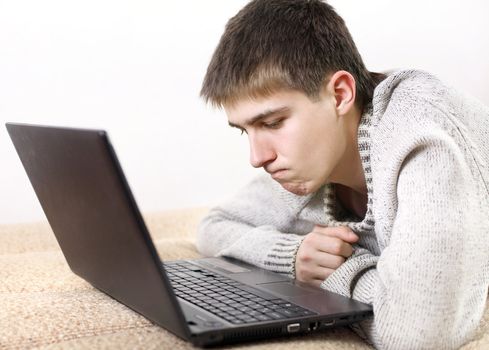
[258,281,318,297]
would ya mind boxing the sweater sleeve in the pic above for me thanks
[321,139,489,349]
[196,174,311,278]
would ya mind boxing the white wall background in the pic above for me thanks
[1,0,488,224]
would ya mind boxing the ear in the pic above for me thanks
[325,70,356,116]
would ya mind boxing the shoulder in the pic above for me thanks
[369,70,447,151]
[374,69,447,106]
[371,69,461,129]
[370,69,489,153]
[368,70,489,192]
[371,69,480,144]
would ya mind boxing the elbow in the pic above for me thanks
[195,206,253,259]
[372,311,482,350]
[195,208,228,257]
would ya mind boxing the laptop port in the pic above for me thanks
[308,322,319,331]
[286,323,301,333]
[323,319,336,326]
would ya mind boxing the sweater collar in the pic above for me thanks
[322,104,375,232]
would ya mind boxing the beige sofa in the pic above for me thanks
[1,207,488,349]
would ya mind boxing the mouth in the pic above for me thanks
[269,169,287,180]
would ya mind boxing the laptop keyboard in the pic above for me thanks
[164,261,317,325]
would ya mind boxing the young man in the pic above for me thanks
[197,0,489,348]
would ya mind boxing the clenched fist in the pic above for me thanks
[295,225,359,287]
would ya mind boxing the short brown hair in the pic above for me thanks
[200,0,383,109]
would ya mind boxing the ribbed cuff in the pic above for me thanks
[352,266,378,304]
[263,234,305,278]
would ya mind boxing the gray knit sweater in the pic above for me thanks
[196,70,489,349]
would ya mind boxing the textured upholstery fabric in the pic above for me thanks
[1,208,487,349]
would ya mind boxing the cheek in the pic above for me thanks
[294,124,343,176]
[280,120,317,156]
[294,123,333,161]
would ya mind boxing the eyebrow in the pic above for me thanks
[228,106,290,130]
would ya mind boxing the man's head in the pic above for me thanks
[201,0,376,110]
[201,0,378,195]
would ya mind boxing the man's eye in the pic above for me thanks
[263,119,283,129]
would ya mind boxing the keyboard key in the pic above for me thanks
[230,319,245,324]
[237,315,259,322]
[248,310,263,317]
[217,305,234,311]
[268,312,284,319]
[228,310,245,316]
[236,306,254,313]
[275,308,302,317]
[255,314,272,321]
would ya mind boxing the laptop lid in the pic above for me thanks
[6,122,191,341]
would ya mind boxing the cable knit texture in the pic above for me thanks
[196,70,489,349]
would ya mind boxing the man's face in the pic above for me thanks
[225,88,348,196]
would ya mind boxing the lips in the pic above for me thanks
[269,169,287,180]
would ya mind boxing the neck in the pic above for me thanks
[335,183,368,218]
[329,105,367,195]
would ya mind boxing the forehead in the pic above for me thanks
[224,89,310,125]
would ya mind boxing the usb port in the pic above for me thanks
[286,323,301,333]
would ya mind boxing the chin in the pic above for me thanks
[280,182,311,196]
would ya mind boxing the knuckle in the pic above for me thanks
[301,253,312,263]
[297,250,311,263]
[329,240,342,255]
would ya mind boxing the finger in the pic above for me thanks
[309,279,325,289]
[307,266,336,281]
[315,236,354,258]
[316,252,346,269]
[314,225,359,243]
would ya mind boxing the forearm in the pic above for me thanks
[321,140,489,349]
[321,245,488,349]
[197,208,304,277]
[196,174,313,277]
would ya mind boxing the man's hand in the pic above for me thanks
[295,225,359,288]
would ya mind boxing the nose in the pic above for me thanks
[249,134,276,168]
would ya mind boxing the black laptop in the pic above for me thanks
[6,122,372,347]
